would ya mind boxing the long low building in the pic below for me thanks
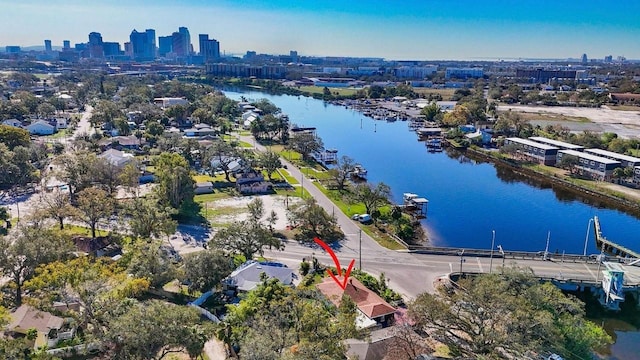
[583,148,640,168]
[529,136,585,151]
[634,167,640,186]
[557,149,620,181]
[504,137,558,165]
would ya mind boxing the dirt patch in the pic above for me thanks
[206,195,302,230]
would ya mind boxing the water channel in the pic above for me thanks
[221,88,640,359]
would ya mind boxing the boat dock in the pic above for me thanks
[402,193,428,218]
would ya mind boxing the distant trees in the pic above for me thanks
[327,156,355,191]
[212,220,282,261]
[420,102,442,122]
[182,250,234,293]
[125,196,177,240]
[258,151,282,180]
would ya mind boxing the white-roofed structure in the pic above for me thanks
[584,148,640,168]
[529,136,585,151]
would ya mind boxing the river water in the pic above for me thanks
[222,88,640,358]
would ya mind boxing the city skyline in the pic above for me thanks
[1,0,639,60]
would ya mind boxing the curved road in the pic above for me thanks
[239,135,609,299]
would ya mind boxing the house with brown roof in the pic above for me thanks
[7,305,75,349]
[316,277,396,329]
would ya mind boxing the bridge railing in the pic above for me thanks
[406,245,626,263]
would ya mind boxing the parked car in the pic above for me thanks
[358,214,372,223]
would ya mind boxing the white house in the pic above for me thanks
[99,149,134,167]
[26,120,55,135]
[2,119,23,127]
[242,111,260,122]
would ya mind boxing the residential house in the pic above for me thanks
[25,120,56,135]
[184,124,217,138]
[222,261,294,294]
[54,118,68,130]
[153,97,189,109]
[529,136,584,151]
[210,156,246,174]
[317,277,396,329]
[194,181,214,195]
[7,305,75,349]
[242,110,260,122]
[2,119,22,127]
[99,135,143,150]
[73,235,121,257]
[583,148,640,169]
[504,137,558,165]
[557,149,620,181]
[235,169,272,194]
[99,149,134,167]
[345,326,431,360]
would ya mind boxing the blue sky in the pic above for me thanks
[1,0,638,60]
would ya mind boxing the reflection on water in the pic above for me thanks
[220,86,640,359]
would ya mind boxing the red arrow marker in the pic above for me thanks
[314,237,355,290]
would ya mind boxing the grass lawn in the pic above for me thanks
[193,188,237,204]
[279,169,299,185]
[46,129,70,139]
[61,224,110,238]
[413,88,457,100]
[503,110,590,123]
[192,173,227,183]
[298,86,360,97]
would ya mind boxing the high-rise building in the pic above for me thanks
[129,29,156,60]
[581,53,588,64]
[171,27,191,57]
[63,40,70,50]
[103,42,121,57]
[88,32,104,58]
[158,36,173,56]
[290,50,298,63]
[198,34,220,61]
[604,55,613,63]
[44,40,52,52]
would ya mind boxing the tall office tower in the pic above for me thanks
[581,53,588,64]
[604,55,613,63]
[44,40,52,52]
[88,32,104,58]
[158,36,173,56]
[124,42,133,57]
[146,29,156,58]
[198,34,220,61]
[172,29,191,57]
[63,40,70,50]
[178,26,191,55]
[290,50,298,63]
[130,29,156,60]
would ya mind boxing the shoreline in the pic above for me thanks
[463,146,640,218]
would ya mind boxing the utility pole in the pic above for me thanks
[458,249,465,274]
[543,231,551,261]
[489,230,496,274]
[359,229,362,270]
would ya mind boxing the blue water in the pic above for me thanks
[225,89,640,255]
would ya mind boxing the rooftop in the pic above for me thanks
[506,137,558,150]
[316,277,396,319]
[559,149,621,165]
[584,148,640,163]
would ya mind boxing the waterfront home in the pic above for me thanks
[184,124,217,137]
[312,148,338,164]
[222,261,294,295]
[557,149,620,181]
[504,138,558,165]
[583,148,640,168]
[529,136,584,151]
[317,277,396,329]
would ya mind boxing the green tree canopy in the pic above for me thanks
[153,152,195,209]
[408,268,612,359]
[0,124,30,150]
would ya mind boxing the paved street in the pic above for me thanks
[241,134,612,299]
